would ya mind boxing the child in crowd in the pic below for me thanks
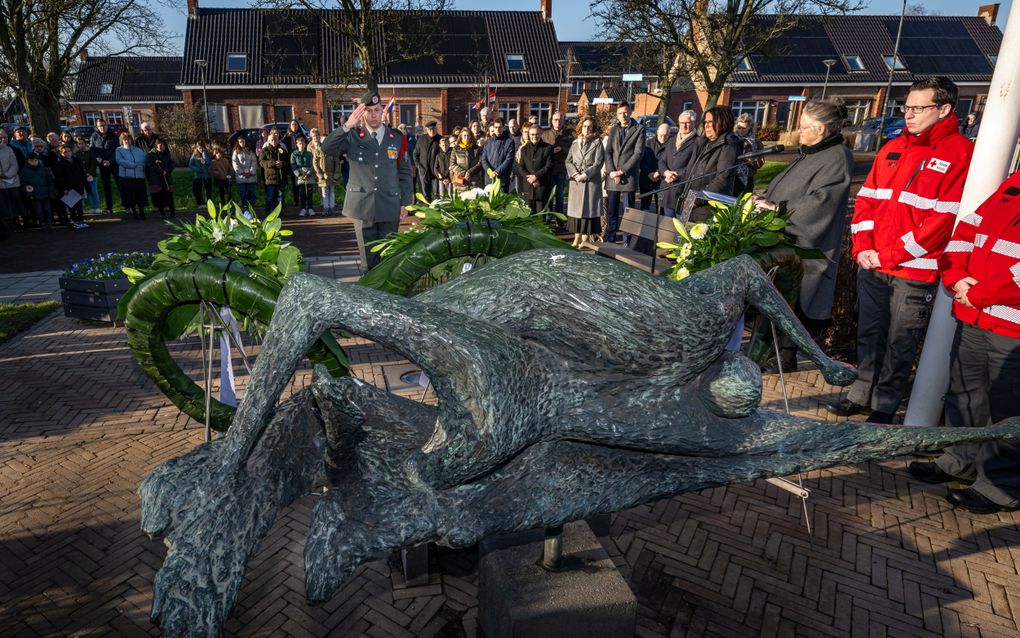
[75,137,101,215]
[188,142,213,209]
[290,136,315,216]
[209,147,233,206]
[53,143,88,229]
[20,152,54,229]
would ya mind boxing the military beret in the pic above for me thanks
[425,121,437,129]
[360,91,381,106]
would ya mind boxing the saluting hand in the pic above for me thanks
[344,104,367,130]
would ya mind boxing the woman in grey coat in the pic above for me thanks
[565,116,605,247]
[755,99,853,370]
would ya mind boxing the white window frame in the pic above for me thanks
[206,103,229,133]
[846,99,871,124]
[843,54,866,72]
[589,79,603,93]
[734,56,753,72]
[84,111,102,126]
[99,83,113,95]
[506,54,526,72]
[497,102,519,123]
[238,104,265,129]
[529,102,552,128]
[226,54,247,73]
[331,103,356,131]
[883,54,907,71]
[570,80,583,96]
[105,111,123,125]
[881,99,900,119]
[731,100,767,127]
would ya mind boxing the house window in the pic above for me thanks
[845,99,871,124]
[497,102,519,123]
[881,100,900,118]
[567,102,579,115]
[570,80,583,96]
[843,55,865,71]
[84,111,101,126]
[105,111,123,125]
[331,104,356,131]
[989,54,998,65]
[354,55,363,70]
[682,101,694,112]
[274,105,293,123]
[732,100,767,126]
[398,103,417,127]
[529,102,552,128]
[883,55,906,71]
[506,54,526,72]
[226,54,247,72]
[238,104,265,129]
[734,56,753,72]
[99,83,113,95]
[589,79,603,93]
[206,104,229,133]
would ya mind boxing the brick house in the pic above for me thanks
[560,41,666,118]
[178,0,567,135]
[671,11,1002,129]
[70,56,184,133]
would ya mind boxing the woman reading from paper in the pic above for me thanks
[753,99,853,371]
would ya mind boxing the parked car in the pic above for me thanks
[0,122,22,136]
[72,125,95,139]
[636,114,677,141]
[226,122,309,151]
[848,116,906,150]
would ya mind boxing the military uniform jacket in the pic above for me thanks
[322,124,413,225]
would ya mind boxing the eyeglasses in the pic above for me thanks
[900,104,940,115]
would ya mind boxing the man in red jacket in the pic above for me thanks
[828,76,974,423]
[907,172,1020,513]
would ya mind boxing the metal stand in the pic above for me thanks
[540,525,564,571]
[197,301,252,443]
[746,268,813,541]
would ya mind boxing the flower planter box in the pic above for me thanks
[59,276,131,322]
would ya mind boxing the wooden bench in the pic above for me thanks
[582,207,681,275]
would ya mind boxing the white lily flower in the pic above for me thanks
[690,223,709,240]
[459,187,487,201]
[675,267,690,280]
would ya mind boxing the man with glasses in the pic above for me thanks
[658,110,701,218]
[89,119,118,214]
[542,111,574,217]
[828,76,973,423]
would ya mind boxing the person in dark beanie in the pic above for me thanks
[53,143,88,229]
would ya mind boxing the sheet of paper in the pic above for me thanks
[61,189,83,208]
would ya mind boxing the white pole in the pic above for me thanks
[903,6,1020,426]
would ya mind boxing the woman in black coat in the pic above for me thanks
[146,138,176,218]
[683,105,742,222]
[754,99,853,371]
[514,126,553,213]
[53,143,88,228]
[658,110,703,217]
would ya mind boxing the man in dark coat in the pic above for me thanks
[481,118,515,192]
[134,122,159,154]
[658,110,703,217]
[412,121,440,200]
[604,102,645,242]
[514,126,552,214]
[541,111,574,215]
[322,91,414,272]
[638,123,670,211]
[89,118,118,214]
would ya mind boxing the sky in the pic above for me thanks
[152,0,1013,52]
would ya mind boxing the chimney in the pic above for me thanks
[979,3,999,26]
[188,0,198,18]
[540,0,552,21]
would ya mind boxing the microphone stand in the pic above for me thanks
[637,147,785,201]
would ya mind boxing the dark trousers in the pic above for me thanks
[418,172,433,201]
[353,218,400,273]
[152,191,175,217]
[936,320,1020,505]
[605,190,633,243]
[264,184,281,216]
[552,174,567,214]
[192,178,213,208]
[98,165,115,211]
[846,268,935,414]
[30,199,53,226]
[65,200,84,223]
[238,182,256,213]
[296,183,313,209]
[214,179,231,205]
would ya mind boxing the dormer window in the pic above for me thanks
[843,54,866,71]
[506,54,526,72]
[734,56,753,72]
[99,83,112,95]
[883,54,907,71]
[226,54,247,72]
[354,55,363,70]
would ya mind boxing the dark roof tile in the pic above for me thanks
[72,56,183,103]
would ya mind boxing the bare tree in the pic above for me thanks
[0,0,168,134]
[260,0,451,93]
[590,0,864,117]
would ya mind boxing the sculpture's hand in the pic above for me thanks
[821,360,857,387]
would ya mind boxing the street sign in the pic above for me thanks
[622,73,644,82]
[787,95,807,102]
[592,97,615,104]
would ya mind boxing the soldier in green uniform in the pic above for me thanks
[322,91,414,272]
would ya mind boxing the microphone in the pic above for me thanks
[737,144,785,161]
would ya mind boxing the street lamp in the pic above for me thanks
[194,59,209,139]
[821,58,837,99]
[555,59,569,113]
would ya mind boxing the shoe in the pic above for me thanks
[761,357,798,374]
[80,222,89,228]
[867,410,896,424]
[908,461,956,484]
[308,209,316,217]
[946,488,1020,514]
[824,397,869,417]
[299,209,308,217]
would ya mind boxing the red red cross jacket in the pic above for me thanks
[939,171,1020,339]
[850,115,973,282]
